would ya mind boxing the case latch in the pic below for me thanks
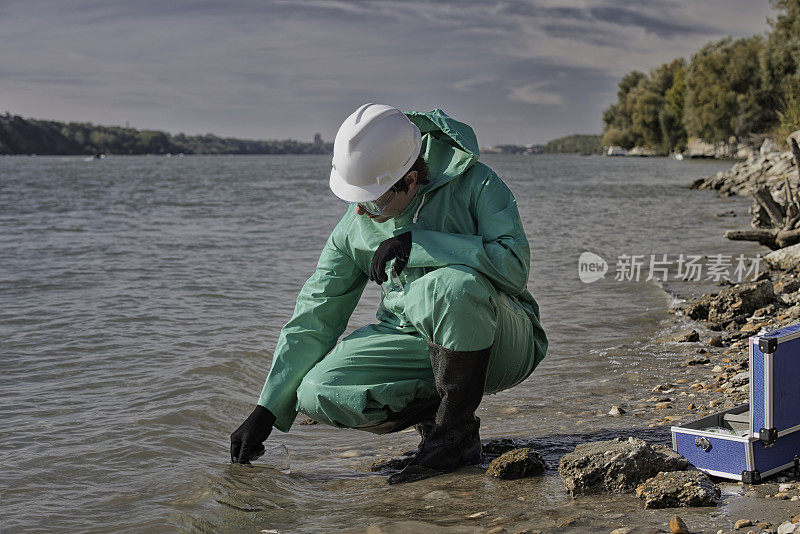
[759,427,778,447]
[694,437,712,451]
[759,337,777,353]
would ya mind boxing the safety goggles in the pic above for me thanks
[354,189,397,216]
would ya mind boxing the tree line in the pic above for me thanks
[544,134,603,154]
[602,0,800,154]
[0,114,332,155]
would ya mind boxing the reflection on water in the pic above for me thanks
[0,155,760,533]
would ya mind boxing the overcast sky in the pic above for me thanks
[0,0,774,145]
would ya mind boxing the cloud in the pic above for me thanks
[451,75,496,92]
[0,0,774,144]
[507,82,564,106]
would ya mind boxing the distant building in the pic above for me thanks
[314,133,323,144]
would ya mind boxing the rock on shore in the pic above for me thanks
[691,150,797,197]
[486,448,545,479]
[636,470,720,508]
[558,437,690,497]
[676,279,775,328]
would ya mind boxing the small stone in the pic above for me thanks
[688,403,697,410]
[779,483,795,492]
[670,514,689,534]
[713,365,724,373]
[774,492,790,499]
[709,336,724,347]
[486,448,545,480]
[466,511,487,519]
[792,496,800,501]
[487,527,505,534]
[678,330,700,342]
[653,384,675,392]
[610,528,633,534]
[686,356,710,365]
[338,450,363,458]
[299,418,318,425]
[735,519,753,529]
[730,372,750,386]
[779,521,800,534]
[757,522,772,530]
[608,405,626,417]
[656,402,673,409]
[793,514,800,523]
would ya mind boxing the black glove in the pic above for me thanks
[370,231,412,285]
[230,405,277,464]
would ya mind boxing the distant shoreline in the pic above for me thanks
[0,113,333,156]
[0,112,606,157]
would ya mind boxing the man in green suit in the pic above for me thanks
[231,104,547,483]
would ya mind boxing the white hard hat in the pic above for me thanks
[329,103,422,203]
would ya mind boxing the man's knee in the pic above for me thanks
[295,364,381,428]
[407,266,498,351]
[295,368,334,423]
[419,266,495,314]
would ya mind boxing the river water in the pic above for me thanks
[1,154,764,533]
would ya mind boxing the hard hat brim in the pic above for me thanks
[329,165,397,203]
[329,142,420,203]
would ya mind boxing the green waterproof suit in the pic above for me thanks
[258,109,548,433]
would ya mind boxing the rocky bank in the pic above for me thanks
[690,150,798,197]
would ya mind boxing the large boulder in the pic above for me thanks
[766,244,800,271]
[636,470,720,509]
[558,437,690,497]
[707,279,775,324]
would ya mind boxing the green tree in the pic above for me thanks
[601,70,646,148]
[684,36,772,142]
[762,0,800,112]
[602,60,686,153]
[660,63,688,152]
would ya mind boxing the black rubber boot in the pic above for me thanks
[387,343,492,484]
[370,422,433,473]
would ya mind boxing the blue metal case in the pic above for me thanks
[671,324,800,482]
[750,324,800,439]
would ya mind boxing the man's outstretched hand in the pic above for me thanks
[230,405,277,464]
[370,231,412,284]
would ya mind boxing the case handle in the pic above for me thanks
[694,437,712,451]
